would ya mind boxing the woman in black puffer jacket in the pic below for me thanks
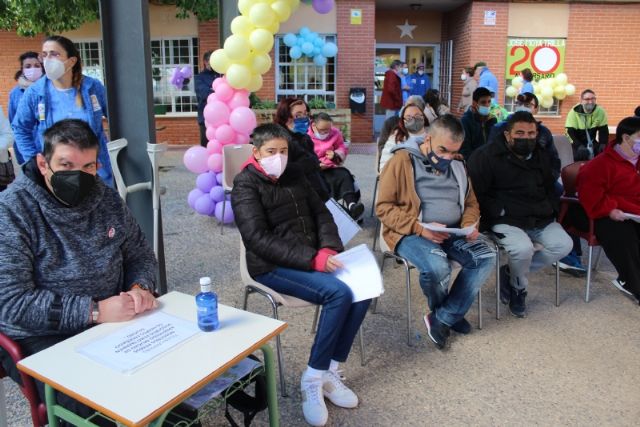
[232,124,370,427]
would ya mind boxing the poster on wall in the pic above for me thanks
[505,38,565,80]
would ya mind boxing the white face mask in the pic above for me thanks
[461,73,467,81]
[44,58,69,81]
[259,153,288,178]
[515,106,532,113]
[23,67,43,82]
[402,67,409,75]
[418,70,424,75]
[314,131,330,140]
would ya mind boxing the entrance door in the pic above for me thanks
[374,43,440,136]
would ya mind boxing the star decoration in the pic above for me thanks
[397,19,417,39]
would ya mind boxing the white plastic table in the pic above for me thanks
[17,291,287,427]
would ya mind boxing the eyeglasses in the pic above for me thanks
[404,115,423,121]
[293,112,308,119]
[518,102,536,108]
[582,97,596,102]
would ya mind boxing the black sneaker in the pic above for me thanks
[451,317,472,335]
[348,202,365,220]
[423,313,450,349]
[499,265,512,304]
[509,287,527,318]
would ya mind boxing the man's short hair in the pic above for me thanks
[203,50,213,63]
[581,89,595,98]
[505,111,538,132]
[615,116,640,145]
[390,60,402,69]
[517,92,538,108]
[43,119,99,162]
[473,61,486,73]
[472,87,492,102]
[635,106,640,117]
[250,123,291,149]
[430,114,465,143]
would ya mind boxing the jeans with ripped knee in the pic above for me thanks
[396,234,495,327]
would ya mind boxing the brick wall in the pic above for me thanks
[155,117,200,146]
[198,19,220,64]
[336,0,375,143]
[0,31,43,113]
[442,3,473,116]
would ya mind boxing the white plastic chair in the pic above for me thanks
[220,144,254,234]
[240,241,365,397]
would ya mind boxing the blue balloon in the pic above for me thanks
[310,32,319,41]
[322,42,338,58]
[313,46,321,56]
[283,33,298,47]
[313,55,327,66]
[289,46,302,60]
[301,42,314,55]
[299,27,311,36]
[296,36,305,46]
[313,37,324,47]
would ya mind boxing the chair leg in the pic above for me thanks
[220,197,226,235]
[372,219,380,252]
[242,286,251,310]
[495,247,501,320]
[369,176,379,217]
[477,288,483,330]
[370,297,378,314]
[585,245,593,302]
[555,259,561,307]
[358,326,366,366]
[311,305,320,334]
[403,260,412,347]
[374,255,388,314]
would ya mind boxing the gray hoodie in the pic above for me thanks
[0,164,157,339]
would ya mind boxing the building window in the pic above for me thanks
[150,38,199,115]
[275,35,336,107]
[504,81,560,116]
[75,40,105,84]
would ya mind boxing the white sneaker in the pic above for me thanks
[322,370,359,408]
[301,376,328,426]
[611,279,634,298]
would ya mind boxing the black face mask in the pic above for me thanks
[49,168,96,207]
[425,139,452,173]
[511,138,537,156]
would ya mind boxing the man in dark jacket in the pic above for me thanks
[380,60,403,118]
[460,87,497,159]
[0,119,158,419]
[194,50,221,147]
[468,111,572,318]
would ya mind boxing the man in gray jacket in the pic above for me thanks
[0,119,158,420]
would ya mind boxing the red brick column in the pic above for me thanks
[442,3,473,117]
[198,19,220,64]
[0,31,44,112]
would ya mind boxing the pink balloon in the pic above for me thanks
[196,172,217,193]
[207,153,223,173]
[183,146,209,174]
[207,93,218,103]
[229,107,257,134]
[209,185,225,203]
[207,140,222,154]
[212,76,225,91]
[188,188,205,209]
[195,194,215,215]
[235,132,250,145]
[227,91,251,110]
[206,126,217,141]
[215,124,236,144]
[203,101,230,128]
[215,82,234,102]
[215,201,234,224]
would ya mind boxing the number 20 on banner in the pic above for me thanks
[505,39,565,79]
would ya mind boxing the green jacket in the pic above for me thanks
[565,104,609,151]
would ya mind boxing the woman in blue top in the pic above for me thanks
[519,68,534,95]
[8,51,43,164]
[12,35,113,186]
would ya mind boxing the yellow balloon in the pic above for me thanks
[210,49,230,74]
[565,84,576,96]
[556,73,568,85]
[511,76,523,89]
[541,86,554,98]
[289,0,301,11]
[238,0,257,16]
[252,52,272,75]
[249,28,274,54]
[231,16,255,37]
[265,20,280,34]
[224,34,251,61]
[540,96,554,109]
[226,64,252,89]
[271,1,291,22]
[250,3,277,28]
[554,85,565,96]
[247,73,264,92]
[505,86,518,98]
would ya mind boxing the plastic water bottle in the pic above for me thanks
[196,277,219,332]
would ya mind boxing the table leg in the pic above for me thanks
[0,379,8,427]
[260,344,280,427]
[45,384,60,427]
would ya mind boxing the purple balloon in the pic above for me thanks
[214,201,234,224]
[216,172,224,186]
[195,194,215,215]
[188,188,205,209]
[196,172,217,193]
[312,0,334,14]
[209,185,225,203]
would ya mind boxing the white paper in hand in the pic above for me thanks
[421,222,477,237]
[325,198,362,245]
[622,212,640,223]
[332,244,384,302]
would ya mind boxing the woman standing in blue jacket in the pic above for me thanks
[12,35,113,186]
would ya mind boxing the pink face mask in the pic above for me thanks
[259,154,288,178]
[23,67,43,82]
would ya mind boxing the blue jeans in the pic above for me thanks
[255,268,371,370]
[396,235,495,327]
[492,222,572,290]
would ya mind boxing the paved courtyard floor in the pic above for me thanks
[3,148,639,426]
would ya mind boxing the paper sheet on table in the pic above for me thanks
[77,311,200,374]
[333,244,383,302]
[622,212,640,223]
[420,222,477,237]
[325,198,362,245]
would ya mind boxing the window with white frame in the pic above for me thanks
[275,35,336,106]
[150,37,199,114]
[75,40,105,84]
[503,80,560,116]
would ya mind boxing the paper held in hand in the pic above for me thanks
[332,244,384,302]
[325,198,362,245]
[622,212,640,223]
[421,222,477,237]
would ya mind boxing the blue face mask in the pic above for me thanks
[425,140,452,173]
[292,117,310,134]
[477,105,490,116]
